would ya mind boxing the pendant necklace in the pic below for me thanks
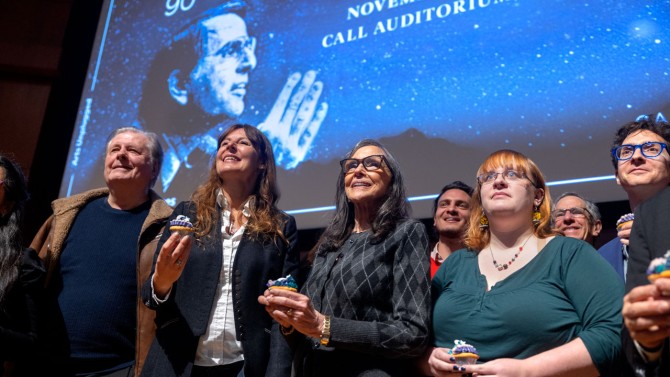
[490,233,534,271]
[226,214,237,235]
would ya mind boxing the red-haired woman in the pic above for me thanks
[421,150,622,377]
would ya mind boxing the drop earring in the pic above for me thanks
[479,213,489,229]
[532,205,542,226]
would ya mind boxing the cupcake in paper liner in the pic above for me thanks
[450,339,480,365]
[267,275,298,292]
[169,215,195,236]
[616,213,634,231]
[647,250,670,282]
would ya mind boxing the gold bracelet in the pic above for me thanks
[280,325,294,335]
[320,315,331,346]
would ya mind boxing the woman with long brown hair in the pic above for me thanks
[141,124,298,377]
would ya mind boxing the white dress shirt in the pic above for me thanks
[194,191,251,366]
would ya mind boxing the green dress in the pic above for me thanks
[432,236,622,375]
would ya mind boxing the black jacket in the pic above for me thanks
[623,186,670,377]
[141,201,299,377]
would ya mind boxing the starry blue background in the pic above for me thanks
[61,0,670,216]
[245,0,670,159]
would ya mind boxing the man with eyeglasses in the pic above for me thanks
[139,0,328,205]
[599,112,670,376]
[552,192,602,246]
[429,181,473,277]
[597,113,670,282]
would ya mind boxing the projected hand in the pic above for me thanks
[259,70,328,169]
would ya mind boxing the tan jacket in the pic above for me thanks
[30,188,173,376]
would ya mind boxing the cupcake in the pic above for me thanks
[267,275,298,292]
[169,215,195,236]
[647,250,670,282]
[616,213,634,231]
[450,339,479,366]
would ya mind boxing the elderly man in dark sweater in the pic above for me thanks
[31,127,173,377]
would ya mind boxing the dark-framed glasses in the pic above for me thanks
[552,207,590,220]
[216,36,256,60]
[611,142,668,161]
[340,155,386,174]
[477,169,527,185]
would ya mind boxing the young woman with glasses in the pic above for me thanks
[420,149,622,377]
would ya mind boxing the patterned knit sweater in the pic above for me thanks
[297,219,431,376]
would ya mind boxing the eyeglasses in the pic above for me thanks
[611,142,668,161]
[477,169,528,185]
[215,36,256,61]
[340,155,387,174]
[552,207,590,220]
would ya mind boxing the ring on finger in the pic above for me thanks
[176,259,183,266]
[286,308,293,316]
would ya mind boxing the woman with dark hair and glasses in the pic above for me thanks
[420,149,622,377]
[141,124,299,377]
[0,155,47,376]
[260,140,431,377]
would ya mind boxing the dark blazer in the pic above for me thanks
[597,236,626,282]
[141,201,299,377]
[622,186,670,376]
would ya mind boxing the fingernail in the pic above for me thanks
[460,366,466,372]
[453,366,459,371]
[449,357,456,362]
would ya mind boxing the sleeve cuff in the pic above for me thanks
[151,274,171,304]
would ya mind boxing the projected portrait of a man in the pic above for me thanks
[139,0,327,203]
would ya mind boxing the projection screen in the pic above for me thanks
[60,0,670,229]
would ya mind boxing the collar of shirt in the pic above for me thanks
[431,244,444,264]
[216,190,252,217]
[216,189,251,237]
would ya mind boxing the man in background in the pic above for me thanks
[31,128,174,376]
[552,192,602,246]
[430,181,473,277]
[598,113,670,282]
[140,0,328,204]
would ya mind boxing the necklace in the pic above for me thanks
[226,214,237,235]
[489,233,534,271]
